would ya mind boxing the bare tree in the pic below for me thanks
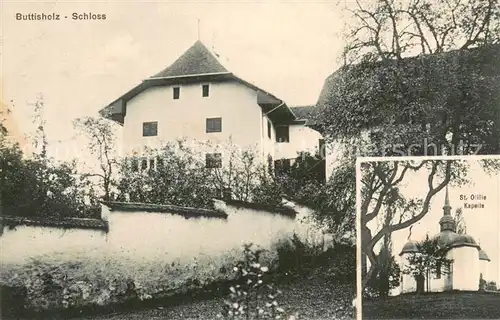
[73,116,117,201]
[360,160,457,289]
[343,0,500,64]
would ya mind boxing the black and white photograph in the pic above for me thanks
[1,0,500,319]
[358,157,500,319]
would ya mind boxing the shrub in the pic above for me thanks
[276,235,355,283]
[219,244,288,319]
[0,143,100,219]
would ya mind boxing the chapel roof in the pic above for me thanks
[399,239,419,255]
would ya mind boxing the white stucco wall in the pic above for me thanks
[274,124,322,160]
[0,203,329,267]
[0,226,107,265]
[398,247,482,295]
[123,81,264,157]
[451,246,480,291]
[119,81,323,171]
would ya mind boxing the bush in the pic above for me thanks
[219,244,288,319]
[275,234,356,283]
[0,143,100,219]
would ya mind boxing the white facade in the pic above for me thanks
[124,82,263,157]
[399,245,481,294]
[102,41,325,176]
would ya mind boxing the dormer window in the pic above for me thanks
[173,87,180,99]
[202,84,210,97]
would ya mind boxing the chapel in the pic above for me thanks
[397,186,490,294]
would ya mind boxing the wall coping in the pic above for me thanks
[220,198,297,219]
[0,215,109,232]
[100,201,228,219]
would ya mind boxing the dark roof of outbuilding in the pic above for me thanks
[0,215,109,232]
[150,41,230,78]
[290,105,315,120]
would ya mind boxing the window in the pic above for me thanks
[206,117,222,133]
[142,121,158,137]
[173,87,180,99]
[267,120,272,139]
[202,84,210,97]
[275,126,290,143]
[148,158,155,172]
[206,153,222,168]
[140,157,148,171]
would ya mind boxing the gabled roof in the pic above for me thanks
[150,41,229,78]
[100,41,297,125]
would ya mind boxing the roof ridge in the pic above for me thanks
[149,40,229,79]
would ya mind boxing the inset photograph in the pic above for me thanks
[357,157,500,319]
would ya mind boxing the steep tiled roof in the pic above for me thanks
[150,41,230,78]
[101,41,298,126]
[0,215,109,232]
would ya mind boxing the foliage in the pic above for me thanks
[315,44,500,155]
[115,141,217,208]
[0,142,100,219]
[453,208,466,234]
[365,254,400,299]
[314,0,500,291]
[486,281,497,291]
[1,98,101,219]
[275,235,356,283]
[115,143,327,210]
[305,159,356,237]
[402,235,454,292]
[219,244,288,319]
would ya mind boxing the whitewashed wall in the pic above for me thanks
[123,81,273,162]
[397,246,481,295]
[0,226,107,265]
[451,246,480,291]
[0,203,329,267]
[274,124,322,160]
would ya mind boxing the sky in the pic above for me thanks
[365,159,500,285]
[2,0,346,158]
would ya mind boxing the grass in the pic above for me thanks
[8,267,355,320]
[362,291,500,319]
